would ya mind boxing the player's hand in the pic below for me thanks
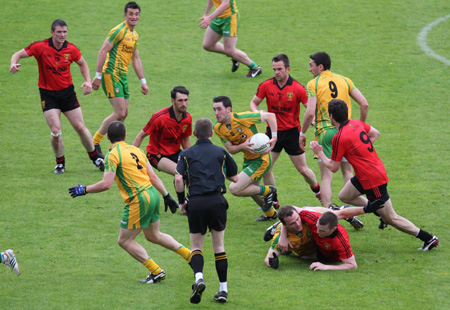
[179,202,187,215]
[268,252,279,269]
[199,16,211,29]
[10,64,21,74]
[81,82,92,95]
[309,141,323,154]
[266,137,277,154]
[363,198,385,213]
[69,184,87,198]
[310,262,327,271]
[163,193,178,213]
[92,78,101,90]
[299,136,306,152]
[277,235,291,252]
[242,139,256,154]
[141,84,149,95]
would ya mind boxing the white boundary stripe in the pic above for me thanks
[417,14,450,66]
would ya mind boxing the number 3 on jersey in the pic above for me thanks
[130,153,144,169]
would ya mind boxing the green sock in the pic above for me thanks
[248,61,258,69]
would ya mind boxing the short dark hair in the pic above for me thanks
[171,86,189,100]
[272,54,290,68]
[310,52,331,70]
[194,118,213,139]
[278,205,296,225]
[124,1,141,13]
[328,99,349,123]
[107,121,126,143]
[213,96,232,110]
[51,19,67,31]
[318,211,338,229]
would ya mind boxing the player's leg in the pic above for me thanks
[156,157,177,175]
[222,36,252,66]
[229,171,261,197]
[262,151,280,186]
[290,153,322,203]
[340,161,353,184]
[319,161,333,207]
[202,26,226,54]
[44,109,66,173]
[338,178,368,207]
[190,232,207,304]
[96,97,129,136]
[376,199,419,235]
[117,227,147,262]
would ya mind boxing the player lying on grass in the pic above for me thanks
[264,204,382,271]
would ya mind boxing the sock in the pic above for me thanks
[190,250,204,274]
[176,245,191,263]
[264,208,276,218]
[88,149,100,162]
[310,183,320,194]
[259,185,271,196]
[93,132,105,145]
[215,252,228,283]
[416,229,433,242]
[143,258,161,275]
[219,282,228,293]
[248,61,258,70]
[56,156,65,166]
[195,272,203,282]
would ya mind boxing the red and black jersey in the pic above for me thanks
[143,106,192,156]
[331,119,389,189]
[255,76,308,131]
[299,210,353,262]
[25,38,81,91]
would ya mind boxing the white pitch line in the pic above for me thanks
[417,13,450,66]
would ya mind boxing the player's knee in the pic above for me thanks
[223,47,235,58]
[229,183,239,196]
[51,131,62,138]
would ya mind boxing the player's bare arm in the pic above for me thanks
[76,56,92,95]
[131,49,149,95]
[260,111,278,151]
[132,130,148,148]
[310,141,340,172]
[350,88,369,122]
[300,97,317,151]
[10,49,29,74]
[249,95,263,112]
[92,40,113,90]
[310,255,357,271]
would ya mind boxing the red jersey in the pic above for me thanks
[331,119,388,189]
[143,106,192,156]
[255,76,308,131]
[299,210,353,262]
[25,38,82,91]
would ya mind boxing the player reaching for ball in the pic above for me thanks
[249,54,322,208]
[213,96,279,221]
[68,121,192,284]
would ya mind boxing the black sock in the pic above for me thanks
[416,229,433,242]
[190,250,204,274]
[215,252,228,283]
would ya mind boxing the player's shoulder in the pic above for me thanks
[150,107,170,120]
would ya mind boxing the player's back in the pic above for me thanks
[106,141,152,203]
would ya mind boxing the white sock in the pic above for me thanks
[219,281,228,292]
[195,272,203,282]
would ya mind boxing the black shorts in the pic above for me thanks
[266,127,305,156]
[350,176,390,203]
[147,150,181,170]
[187,192,228,235]
[39,85,80,113]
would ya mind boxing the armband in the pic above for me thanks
[271,132,277,138]
[95,72,102,80]
[140,78,147,85]
[300,131,306,137]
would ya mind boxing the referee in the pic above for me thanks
[175,118,238,304]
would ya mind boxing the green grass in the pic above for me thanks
[0,0,449,309]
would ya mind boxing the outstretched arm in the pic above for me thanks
[310,255,357,271]
[10,49,30,74]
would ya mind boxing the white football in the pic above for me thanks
[250,133,270,154]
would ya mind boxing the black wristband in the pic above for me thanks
[176,191,185,204]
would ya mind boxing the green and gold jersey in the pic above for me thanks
[105,141,152,204]
[306,70,355,134]
[213,0,238,18]
[102,21,138,78]
[214,111,262,160]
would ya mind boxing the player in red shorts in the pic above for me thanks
[310,99,439,251]
[133,86,192,175]
[250,54,321,207]
[10,19,104,174]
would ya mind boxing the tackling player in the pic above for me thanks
[310,99,439,251]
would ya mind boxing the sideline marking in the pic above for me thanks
[417,13,450,66]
